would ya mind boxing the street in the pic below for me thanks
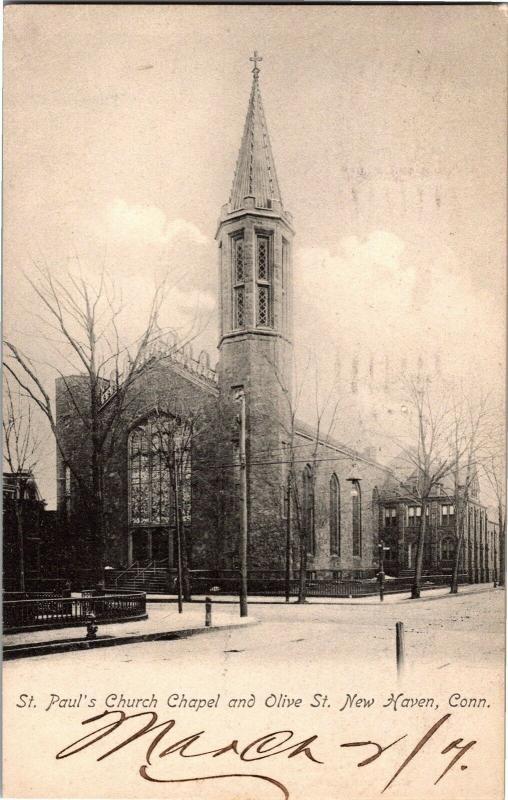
[4,589,504,800]
[5,586,503,674]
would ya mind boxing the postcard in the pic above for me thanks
[2,5,506,799]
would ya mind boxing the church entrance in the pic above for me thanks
[132,529,150,563]
[152,529,171,562]
[131,527,172,565]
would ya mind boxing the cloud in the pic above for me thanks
[106,199,208,246]
[341,230,406,272]
[294,229,501,385]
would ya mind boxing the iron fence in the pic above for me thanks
[4,592,147,633]
[187,570,467,598]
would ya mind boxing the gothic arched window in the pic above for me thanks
[329,473,340,556]
[232,234,245,329]
[256,233,273,327]
[351,480,362,557]
[303,464,315,556]
[128,414,191,527]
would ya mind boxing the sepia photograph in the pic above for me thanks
[2,5,506,799]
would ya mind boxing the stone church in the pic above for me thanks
[56,59,468,590]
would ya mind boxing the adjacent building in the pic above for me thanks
[378,475,499,581]
[3,471,46,591]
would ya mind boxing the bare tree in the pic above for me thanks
[483,438,506,587]
[3,377,42,591]
[4,262,204,582]
[446,392,490,593]
[393,375,460,599]
[149,403,204,602]
[264,351,342,603]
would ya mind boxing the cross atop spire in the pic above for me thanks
[228,54,283,212]
[249,50,262,80]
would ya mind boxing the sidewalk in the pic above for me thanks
[4,585,498,660]
[146,583,499,606]
[3,603,253,660]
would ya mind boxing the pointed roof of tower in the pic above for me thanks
[229,52,283,211]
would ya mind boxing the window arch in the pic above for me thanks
[128,413,191,527]
[329,473,341,556]
[351,480,362,557]
[303,464,315,556]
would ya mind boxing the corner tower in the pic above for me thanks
[217,54,295,569]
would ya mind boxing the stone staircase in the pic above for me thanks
[109,561,175,595]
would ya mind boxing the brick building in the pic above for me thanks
[57,60,492,589]
[3,472,46,591]
[378,475,499,582]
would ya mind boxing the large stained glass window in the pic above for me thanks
[129,414,191,526]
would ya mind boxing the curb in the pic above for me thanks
[3,619,257,661]
[396,586,500,603]
[146,585,499,606]
[4,613,149,636]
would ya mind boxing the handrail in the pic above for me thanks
[136,558,168,582]
[114,561,139,585]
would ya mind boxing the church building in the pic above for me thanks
[55,58,425,590]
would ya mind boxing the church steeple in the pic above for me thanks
[216,54,295,573]
[217,53,294,350]
[229,52,283,212]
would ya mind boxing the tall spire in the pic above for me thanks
[229,52,283,211]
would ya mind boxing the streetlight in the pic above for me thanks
[377,540,390,602]
[103,565,113,592]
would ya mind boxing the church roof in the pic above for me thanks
[229,57,283,211]
[294,418,394,477]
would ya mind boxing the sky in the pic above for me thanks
[3,5,506,507]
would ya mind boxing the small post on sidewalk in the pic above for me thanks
[205,596,212,627]
[396,621,405,676]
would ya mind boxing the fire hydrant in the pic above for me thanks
[86,613,98,640]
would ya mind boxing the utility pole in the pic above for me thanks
[235,388,248,617]
[173,456,183,614]
[285,472,291,603]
